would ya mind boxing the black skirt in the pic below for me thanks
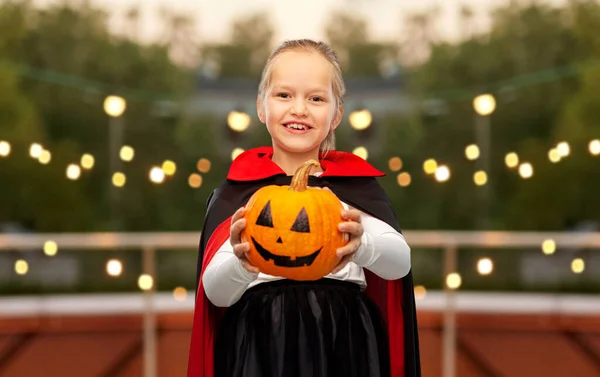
[214,278,390,377]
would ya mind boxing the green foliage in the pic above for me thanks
[404,0,600,231]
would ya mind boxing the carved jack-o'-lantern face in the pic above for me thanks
[241,160,347,281]
[250,201,323,268]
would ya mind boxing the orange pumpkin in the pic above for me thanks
[241,159,347,281]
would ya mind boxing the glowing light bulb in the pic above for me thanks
[505,152,519,168]
[435,165,450,182]
[388,157,403,171]
[149,167,165,183]
[397,172,411,187]
[66,164,81,180]
[138,274,154,291]
[465,144,480,160]
[542,239,556,255]
[477,258,493,275]
[446,273,462,289]
[423,159,437,175]
[474,171,488,186]
[106,259,123,277]
[43,240,58,256]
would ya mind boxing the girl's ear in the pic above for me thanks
[331,105,344,131]
[256,96,266,123]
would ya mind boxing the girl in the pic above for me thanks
[188,39,421,377]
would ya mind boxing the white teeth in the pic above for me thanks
[285,123,309,130]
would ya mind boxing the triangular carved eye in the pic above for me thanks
[256,201,274,227]
[290,207,310,233]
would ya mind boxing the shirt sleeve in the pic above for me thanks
[202,236,259,307]
[344,203,412,280]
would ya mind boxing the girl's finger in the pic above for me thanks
[233,242,250,257]
[232,206,246,222]
[338,221,363,236]
[337,241,359,258]
[230,218,247,245]
[342,209,361,221]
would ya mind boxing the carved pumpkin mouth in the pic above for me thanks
[250,237,322,268]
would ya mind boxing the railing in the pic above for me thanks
[1,230,599,377]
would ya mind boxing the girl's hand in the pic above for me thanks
[229,206,260,274]
[331,207,364,274]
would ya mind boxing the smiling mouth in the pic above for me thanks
[251,237,322,267]
[282,122,312,131]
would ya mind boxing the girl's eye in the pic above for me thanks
[311,96,323,102]
[277,93,290,98]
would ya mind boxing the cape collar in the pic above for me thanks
[226,146,385,181]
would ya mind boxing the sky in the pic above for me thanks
[35,0,568,44]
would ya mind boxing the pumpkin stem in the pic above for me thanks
[289,159,321,192]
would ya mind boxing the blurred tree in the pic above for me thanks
[324,10,399,77]
[0,64,95,231]
[200,12,274,78]
[0,0,196,232]
[402,1,600,230]
[505,66,600,230]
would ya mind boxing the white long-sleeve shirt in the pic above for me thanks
[202,201,411,307]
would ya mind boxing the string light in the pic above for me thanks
[106,259,123,277]
[162,160,177,176]
[397,172,411,187]
[348,109,372,130]
[173,287,188,301]
[505,152,519,168]
[231,148,244,161]
[112,172,126,187]
[196,158,211,173]
[120,146,134,162]
[352,146,368,160]
[29,143,43,159]
[414,285,427,300]
[227,111,251,132]
[473,171,488,186]
[542,239,556,255]
[38,150,51,164]
[465,144,480,160]
[548,148,561,163]
[15,259,28,275]
[104,95,127,117]
[518,162,533,179]
[81,154,95,169]
[188,173,203,188]
[0,141,10,157]
[446,273,462,289]
[473,94,496,116]
[66,164,81,180]
[435,165,450,182]
[477,258,494,275]
[556,141,570,157]
[43,240,58,256]
[149,167,165,183]
[571,258,585,274]
[138,274,154,291]
[589,139,600,156]
[388,157,403,171]
[423,159,437,175]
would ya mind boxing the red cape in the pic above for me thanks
[187,147,413,377]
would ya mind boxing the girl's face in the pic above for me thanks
[258,51,342,157]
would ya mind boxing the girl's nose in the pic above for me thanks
[290,100,308,116]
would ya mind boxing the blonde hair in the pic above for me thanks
[258,39,346,154]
